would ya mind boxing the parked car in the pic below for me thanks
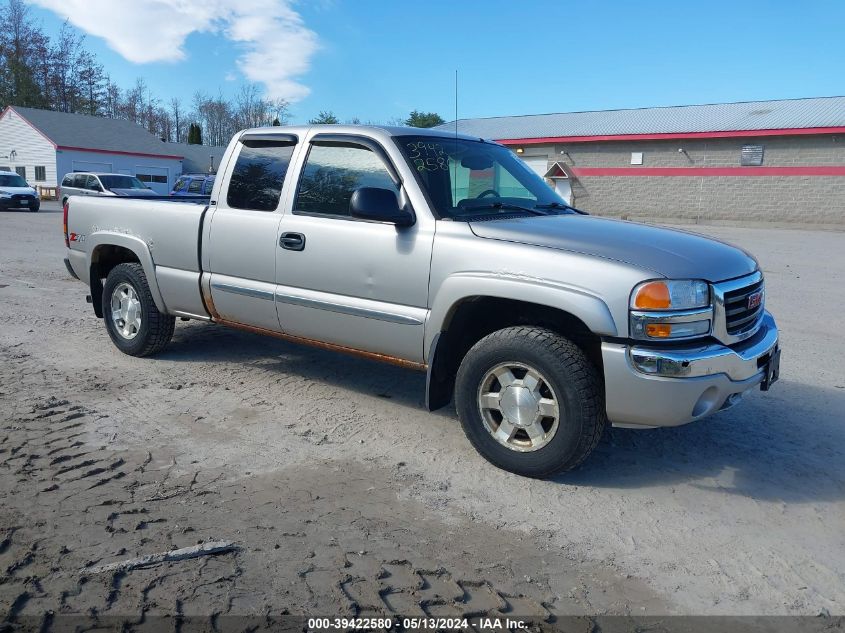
[171,173,215,197]
[59,173,157,206]
[0,170,40,212]
[63,125,781,478]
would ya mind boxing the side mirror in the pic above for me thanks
[349,187,414,227]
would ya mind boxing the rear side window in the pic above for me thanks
[226,140,295,211]
[188,179,203,193]
[294,143,398,217]
[73,174,87,188]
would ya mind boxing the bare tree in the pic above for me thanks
[169,97,184,143]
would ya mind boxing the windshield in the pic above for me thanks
[0,174,28,188]
[395,136,570,219]
[99,175,148,190]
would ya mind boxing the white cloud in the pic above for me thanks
[28,0,318,101]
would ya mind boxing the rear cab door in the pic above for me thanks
[203,131,302,331]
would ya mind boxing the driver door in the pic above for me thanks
[274,135,435,364]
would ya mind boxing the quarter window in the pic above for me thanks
[62,174,73,186]
[227,140,296,211]
[294,143,398,217]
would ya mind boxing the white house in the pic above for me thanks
[0,106,222,194]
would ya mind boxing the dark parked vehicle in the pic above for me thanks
[171,174,215,197]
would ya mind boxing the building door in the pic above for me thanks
[554,179,572,205]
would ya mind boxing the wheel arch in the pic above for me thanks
[87,233,167,317]
[425,282,616,412]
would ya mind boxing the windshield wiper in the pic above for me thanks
[535,201,587,215]
[457,202,548,217]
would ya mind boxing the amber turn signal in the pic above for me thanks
[633,281,671,309]
[645,323,672,338]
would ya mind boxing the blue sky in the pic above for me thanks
[27,0,845,125]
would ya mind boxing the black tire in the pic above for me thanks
[30,200,40,212]
[455,326,606,478]
[102,262,175,357]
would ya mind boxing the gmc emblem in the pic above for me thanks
[747,290,763,310]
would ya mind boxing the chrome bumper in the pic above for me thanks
[629,312,779,381]
[602,312,779,428]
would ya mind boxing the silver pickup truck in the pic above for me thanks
[63,125,781,477]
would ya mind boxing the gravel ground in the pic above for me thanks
[1,206,844,624]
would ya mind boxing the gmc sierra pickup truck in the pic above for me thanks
[63,125,781,477]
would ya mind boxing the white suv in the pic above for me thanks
[0,170,40,212]
[59,173,157,206]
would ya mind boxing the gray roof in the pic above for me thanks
[436,96,845,140]
[9,106,183,157]
[169,143,227,174]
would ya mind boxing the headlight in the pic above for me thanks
[630,279,712,341]
[631,280,709,310]
[0,190,10,197]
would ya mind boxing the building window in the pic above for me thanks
[741,145,764,166]
[15,166,26,180]
[630,152,644,165]
[136,173,168,184]
[34,166,46,181]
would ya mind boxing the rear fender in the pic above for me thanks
[87,231,167,313]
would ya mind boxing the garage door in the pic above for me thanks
[520,156,549,179]
[135,166,169,195]
[72,160,112,173]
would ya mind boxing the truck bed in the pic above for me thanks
[65,195,211,319]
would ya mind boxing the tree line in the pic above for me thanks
[0,0,445,148]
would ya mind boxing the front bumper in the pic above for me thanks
[0,195,38,209]
[602,311,779,428]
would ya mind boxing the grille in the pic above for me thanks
[12,194,35,205]
[723,278,764,335]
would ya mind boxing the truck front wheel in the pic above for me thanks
[455,326,606,478]
[102,263,175,357]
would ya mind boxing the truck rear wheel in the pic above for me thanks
[102,263,175,357]
[454,326,606,478]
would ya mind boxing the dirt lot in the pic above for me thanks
[1,206,844,624]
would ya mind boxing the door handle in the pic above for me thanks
[279,232,306,251]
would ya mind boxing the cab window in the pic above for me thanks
[226,140,296,211]
[294,142,398,217]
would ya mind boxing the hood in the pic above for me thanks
[469,214,758,282]
[110,188,158,197]
[0,186,37,196]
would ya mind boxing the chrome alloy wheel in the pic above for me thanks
[110,282,142,340]
[477,362,561,452]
